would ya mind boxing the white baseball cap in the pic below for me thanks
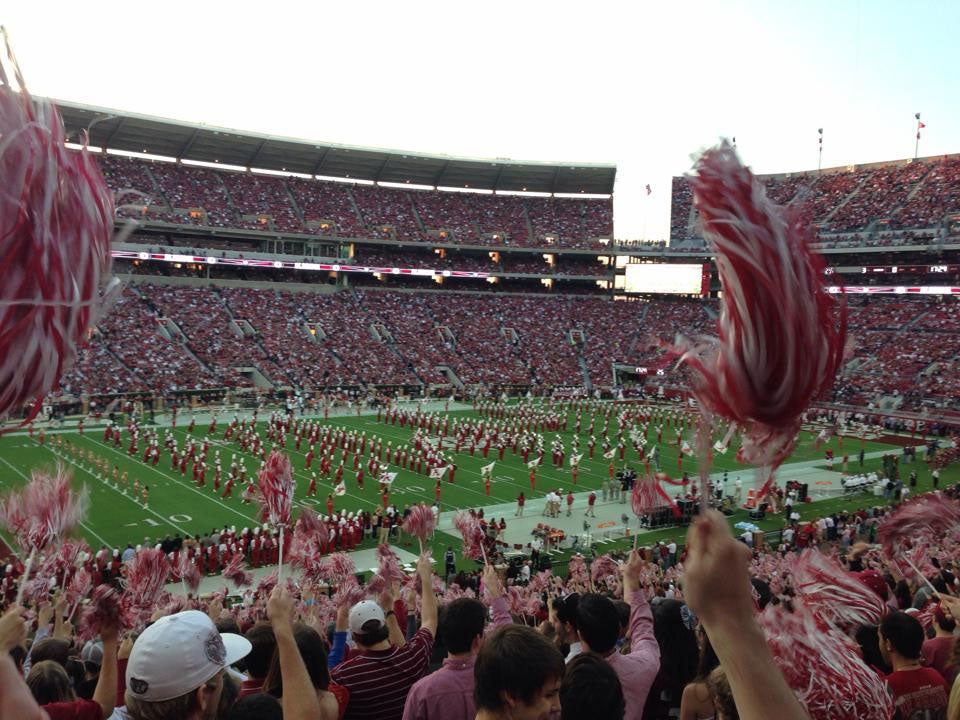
[348,600,385,634]
[126,610,251,702]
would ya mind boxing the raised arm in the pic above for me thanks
[268,586,329,720]
[621,550,659,660]
[417,554,438,637]
[92,621,119,720]
[483,564,512,629]
[683,510,810,720]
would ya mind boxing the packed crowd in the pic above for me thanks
[89,153,614,249]
[7,467,960,720]
[53,284,960,415]
[670,154,960,241]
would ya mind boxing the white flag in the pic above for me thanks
[380,472,398,486]
[334,481,346,496]
[481,462,495,477]
[527,458,541,469]
[713,440,728,455]
[603,449,616,460]
[430,465,448,480]
[681,440,694,457]
[569,453,582,467]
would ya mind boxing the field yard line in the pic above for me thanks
[0,454,116,548]
[79,435,258,526]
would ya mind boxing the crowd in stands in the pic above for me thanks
[670,155,960,242]
[88,152,613,249]
[55,283,959,414]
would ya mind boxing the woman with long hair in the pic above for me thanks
[679,628,720,720]
[262,623,347,720]
[643,599,699,719]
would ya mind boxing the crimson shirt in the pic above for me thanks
[885,666,948,720]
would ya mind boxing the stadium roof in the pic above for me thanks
[54,99,617,195]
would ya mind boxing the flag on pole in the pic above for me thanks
[379,471,398,485]
[481,461,495,478]
[603,449,616,460]
[712,440,728,455]
[429,465,448,480]
[680,440,694,457]
[334,481,346,496]
[527,458,541,469]
[569,453,583,467]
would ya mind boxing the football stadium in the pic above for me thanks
[1,5,960,719]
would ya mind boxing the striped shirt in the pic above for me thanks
[331,627,434,720]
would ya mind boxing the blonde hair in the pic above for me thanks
[125,672,222,720]
[947,673,960,720]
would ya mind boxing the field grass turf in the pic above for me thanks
[0,405,954,572]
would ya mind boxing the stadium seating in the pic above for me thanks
[669,155,960,241]
[90,153,613,249]
[54,282,959,415]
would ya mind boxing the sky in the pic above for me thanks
[3,0,959,240]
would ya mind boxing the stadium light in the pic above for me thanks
[65,142,103,153]
[105,148,177,163]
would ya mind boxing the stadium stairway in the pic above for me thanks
[576,351,593,390]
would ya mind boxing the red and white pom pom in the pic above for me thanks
[631,473,681,519]
[177,555,201,594]
[334,575,367,610]
[402,505,436,546]
[0,29,117,425]
[123,548,170,608]
[319,552,356,585]
[221,554,253,589]
[677,142,847,480]
[792,550,886,628]
[590,555,621,585]
[257,451,294,527]
[759,604,894,720]
[879,495,960,556]
[375,544,406,587]
[65,567,92,609]
[296,507,329,538]
[452,511,486,561]
[0,465,88,551]
[254,569,279,603]
[566,555,590,589]
[78,584,126,642]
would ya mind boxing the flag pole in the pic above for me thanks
[915,112,921,160]
[817,128,823,174]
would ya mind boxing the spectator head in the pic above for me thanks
[225,693,283,720]
[81,640,103,676]
[934,608,956,634]
[652,599,699,698]
[349,600,390,648]
[707,667,739,720]
[243,623,276,681]
[26,660,76,705]
[879,611,924,663]
[262,623,330,696]
[125,610,251,720]
[612,600,631,639]
[440,598,487,655]
[576,594,619,654]
[29,637,71,668]
[559,652,624,720]
[552,593,580,645]
[475,625,564,719]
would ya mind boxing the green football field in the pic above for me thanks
[0,405,954,571]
